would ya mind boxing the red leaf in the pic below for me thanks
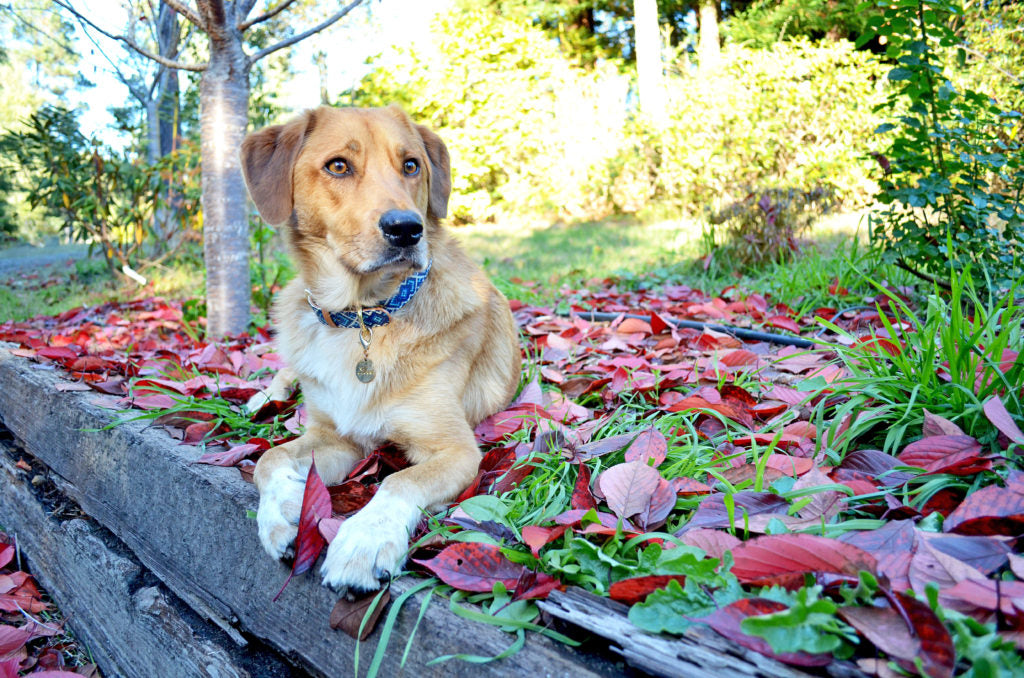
[329,480,376,515]
[670,477,712,495]
[623,428,668,467]
[839,520,916,592]
[729,534,877,585]
[763,315,801,334]
[983,395,1024,447]
[897,434,983,472]
[571,465,597,511]
[699,598,832,666]
[922,409,965,438]
[182,420,219,444]
[609,575,688,605]
[511,569,562,601]
[569,432,635,462]
[195,442,262,466]
[678,528,741,560]
[683,491,789,531]
[943,473,1024,536]
[617,317,652,335]
[275,456,331,600]
[892,591,955,678]
[521,524,568,558]
[36,345,79,362]
[413,542,524,592]
[0,624,32,656]
[597,461,662,521]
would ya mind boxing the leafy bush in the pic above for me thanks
[706,186,838,268]
[861,0,1024,293]
[0,106,201,275]
[346,8,885,224]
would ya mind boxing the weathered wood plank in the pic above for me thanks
[0,347,867,677]
[0,348,621,678]
[540,588,867,678]
[0,444,294,678]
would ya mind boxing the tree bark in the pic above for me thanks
[200,33,252,338]
[698,0,721,75]
[633,0,666,121]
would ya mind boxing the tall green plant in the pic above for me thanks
[0,106,199,276]
[860,0,1024,292]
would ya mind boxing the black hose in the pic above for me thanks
[562,310,817,348]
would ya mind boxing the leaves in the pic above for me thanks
[274,456,331,600]
[943,472,1024,536]
[329,585,391,641]
[701,598,832,667]
[413,543,524,593]
[729,534,877,585]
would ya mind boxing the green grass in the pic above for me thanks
[456,210,914,312]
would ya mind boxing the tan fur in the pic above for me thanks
[240,105,520,591]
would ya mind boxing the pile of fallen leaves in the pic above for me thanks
[1,280,1022,676]
[0,533,97,677]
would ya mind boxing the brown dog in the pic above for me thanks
[240,105,520,591]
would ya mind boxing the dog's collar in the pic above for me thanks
[305,260,432,329]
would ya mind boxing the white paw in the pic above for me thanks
[320,491,420,592]
[257,468,306,559]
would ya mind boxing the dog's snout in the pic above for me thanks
[379,210,423,248]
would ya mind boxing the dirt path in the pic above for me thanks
[0,240,89,276]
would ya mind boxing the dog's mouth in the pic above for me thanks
[357,246,428,275]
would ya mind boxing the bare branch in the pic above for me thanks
[161,0,204,29]
[247,0,364,65]
[53,0,206,72]
[237,0,296,31]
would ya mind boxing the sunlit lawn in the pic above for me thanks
[0,210,893,323]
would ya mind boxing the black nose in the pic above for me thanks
[379,210,423,248]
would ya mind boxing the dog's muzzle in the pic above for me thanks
[379,210,423,249]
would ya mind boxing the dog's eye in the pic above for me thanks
[324,158,351,176]
[402,159,420,176]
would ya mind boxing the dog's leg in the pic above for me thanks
[254,421,360,560]
[245,366,297,414]
[320,410,480,592]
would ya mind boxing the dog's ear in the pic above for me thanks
[241,112,311,224]
[415,124,452,220]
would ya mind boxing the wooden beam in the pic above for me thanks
[0,444,292,678]
[0,348,619,677]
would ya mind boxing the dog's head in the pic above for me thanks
[241,105,451,293]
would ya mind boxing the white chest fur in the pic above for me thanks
[284,315,390,447]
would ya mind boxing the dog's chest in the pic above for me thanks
[290,327,391,443]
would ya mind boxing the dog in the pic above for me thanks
[240,105,521,591]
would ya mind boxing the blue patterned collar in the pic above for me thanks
[306,261,432,329]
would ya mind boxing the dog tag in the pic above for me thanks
[355,359,375,383]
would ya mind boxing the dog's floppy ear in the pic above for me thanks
[241,112,311,224]
[415,124,452,220]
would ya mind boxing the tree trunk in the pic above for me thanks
[200,37,251,338]
[633,0,666,121]
[698,0,721,75]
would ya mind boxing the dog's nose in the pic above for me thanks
[379,210,423,248]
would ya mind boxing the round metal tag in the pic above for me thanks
[355,359,375,383]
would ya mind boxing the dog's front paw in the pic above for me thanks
[257,468,306,560]
[320,492,419,592]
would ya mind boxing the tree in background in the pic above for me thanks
[55,0,367,338]
[0,2,84,237]
[696,0,719,73]
[634,0,666,119]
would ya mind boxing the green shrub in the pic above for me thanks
[609,40,886,218]
[861,0,1024,293]
[345,8,885,224]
